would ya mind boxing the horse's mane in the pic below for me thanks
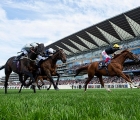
[112,49,130,59]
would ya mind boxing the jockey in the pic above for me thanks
[36,48,55,73]
[45,48,55,57]
[102,44,120,64]
[15,42,38,61]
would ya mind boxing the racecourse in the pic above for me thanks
[0,88,140,120]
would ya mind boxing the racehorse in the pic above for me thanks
[0,43,45,93]
[19,49,66,92]
[74,49,139,92]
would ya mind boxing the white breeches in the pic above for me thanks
[102,50,111,59]
[36,55,46,62]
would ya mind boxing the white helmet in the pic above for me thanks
[24,43,32,48]
[30,42,38,48]
[48,48,54,53]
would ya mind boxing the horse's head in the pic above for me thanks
[35,43,45,56]
[55,49,67,63]
[124,49,139,62]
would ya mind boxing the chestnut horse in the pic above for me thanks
[75,49,139,92]
[19,49,66,92]
[0,43,45,93]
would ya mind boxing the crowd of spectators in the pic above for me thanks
[2,74,140,87]
[29,75,140,86]
[123,64,140,71]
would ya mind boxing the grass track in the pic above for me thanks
[0,88,140,120]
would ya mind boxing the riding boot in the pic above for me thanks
[37,59,43,74]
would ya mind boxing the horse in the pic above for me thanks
[0,43,45,93]
[74,49,139,92]
[19,49,67,92]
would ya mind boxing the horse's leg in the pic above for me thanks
[19,74,25,85]
[19,75,28,93]
[36,77,41,90]
[37,78,43,90]
[4,67,12,94]
[4,74,10,94]
[23,71,36,93]
[84,76,93,92]
[47,82,52,90]
[124,74,137,89]
[40,78,45,87]
[84,68,95,92]
[118,72,134,89]
[48,76,58,90]
[18,74,23,93]
[98,76,111,92]
[55,73,60,86]
[26,78,32,87]
[45,70,58,90]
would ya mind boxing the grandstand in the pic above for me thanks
[0,7,140,88]
[46,7,140,82]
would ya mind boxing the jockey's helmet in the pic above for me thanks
[25,43,32,48]
[113,44,120,48]
[30,42,38,48]
[48,48,54,53]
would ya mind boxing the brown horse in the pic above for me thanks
[0,43,45,93]
[75,49,139,92]
[19,49,66,92]
[36,49,66,90]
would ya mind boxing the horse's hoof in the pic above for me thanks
[55,88,59,90]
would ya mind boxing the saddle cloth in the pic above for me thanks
[98,60,110,69]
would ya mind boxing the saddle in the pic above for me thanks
[98,60,110,70]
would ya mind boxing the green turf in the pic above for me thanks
[0,88,140,120]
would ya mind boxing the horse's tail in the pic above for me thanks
[0,65,5,70]
[74,65,89,77]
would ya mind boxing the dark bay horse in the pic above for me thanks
[75,49,139,92]
[40,49,66,90]
[0,43,45,93]
[19,49,67,92]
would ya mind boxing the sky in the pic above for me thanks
[0,0,140,77]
